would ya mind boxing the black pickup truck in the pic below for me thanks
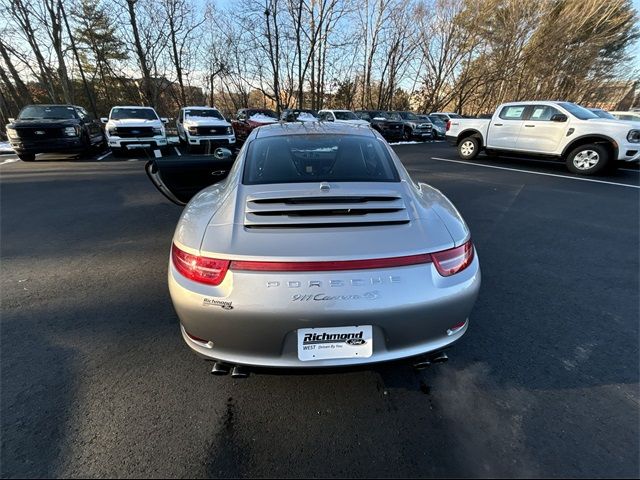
[354,110,405,142]
[5,104,105,161]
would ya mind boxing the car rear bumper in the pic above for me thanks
[168,254,481,368]
[10,138,85,154]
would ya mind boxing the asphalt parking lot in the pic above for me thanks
[1,142,638,478]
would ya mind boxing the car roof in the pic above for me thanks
[183,106,219,110]
[255,121,375,138]
[111,105,156,110]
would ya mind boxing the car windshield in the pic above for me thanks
[111,108,158,120]
[247,109,278,119]
[334,111,358,120]
[185,109,223,120]
[243,135,400,185]
[399,112,419,120]
[557,102,598,120]
[588,109,617,120]
[19,105,77,120]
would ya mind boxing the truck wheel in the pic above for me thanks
[18,153,36,162]
[403,128,412,141]
[566,144,609,175]
[458,137,480,160]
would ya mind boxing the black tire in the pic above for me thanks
[17,153,36,162]
[403,128,412,141]
[179,134,187,146]
[566,143,609,175]
[458,136,480,160]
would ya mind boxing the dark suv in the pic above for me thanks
[388,111,433,141]
[5,105,105,161]
[354,110,404,141]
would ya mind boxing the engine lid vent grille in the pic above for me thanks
[245,195,409,228]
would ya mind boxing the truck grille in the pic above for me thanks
[15,127,64,139]
[115,127,155,138]
[195,126,229,136]
[244,195,409,229]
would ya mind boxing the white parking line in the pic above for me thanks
[96,151,112,161]
[485,154,640,174]
[430,157,640,189]
[0,158,19,166]
[174,147,181,156]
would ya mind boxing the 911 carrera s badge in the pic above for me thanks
[292,291,379,302]
[202,298,233,310]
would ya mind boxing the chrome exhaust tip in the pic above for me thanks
[431,352,448,364]
[412,359,432,370]
[230,365,250,378]
[211,362,230,375]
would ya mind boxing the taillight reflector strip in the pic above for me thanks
[230,254,433,272]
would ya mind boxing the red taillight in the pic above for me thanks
[446,120,451,131]
[171,243,230,285]
[230,254,433,272]
[431,240,474,277]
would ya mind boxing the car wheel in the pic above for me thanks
[458,136,480,160]
[403,128,412,141]
[179,134,186,146]
[566,144,609,175]
[18,153,36,162]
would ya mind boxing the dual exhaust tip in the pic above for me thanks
[412,351,448,370]
[211,362,249,378]
[210,352,449,377]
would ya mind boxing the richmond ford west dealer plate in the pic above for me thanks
[297,326,373,361]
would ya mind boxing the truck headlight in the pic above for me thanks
[64,126,79,137]
[6,127,17,140]
[107,127,117,135]
[188,126,198,135]
[628,130,640,143]
[227,127,233,135]
[153,127,163,135]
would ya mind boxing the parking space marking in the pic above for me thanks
[174,147,182,156]
[96,151,112,161]
[430,157,640,189]
[0,158,19,166]
[487,154,639,174]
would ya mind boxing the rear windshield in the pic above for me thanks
[185,109,223,119]
[19,105,78,120]
[243,135,400,185]
[110,108,158,120]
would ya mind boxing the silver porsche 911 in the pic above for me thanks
[147,122,480,375]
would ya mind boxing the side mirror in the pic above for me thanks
[101,117,108,124]
[551,114,568,122]
[8,117,15,123]
[214,147,233,160]
[161,117,169,124]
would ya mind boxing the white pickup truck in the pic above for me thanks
[446,101,640,175]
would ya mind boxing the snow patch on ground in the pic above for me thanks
[0,141,15,153]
